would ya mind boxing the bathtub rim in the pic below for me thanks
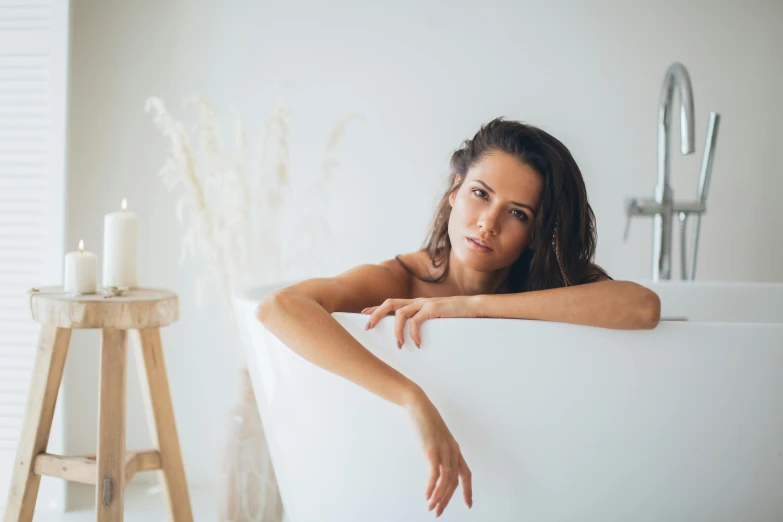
[231,278,783,327]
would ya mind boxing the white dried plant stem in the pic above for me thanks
[145,97,233,313]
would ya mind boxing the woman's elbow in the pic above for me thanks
[256,290,320,324]
[637,288,661,329]
[255,291,285,323]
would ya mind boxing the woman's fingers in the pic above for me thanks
[364,297,439,344]
[425,450,440,502]
[365,299,415,329]
[428,449,454,511]
[409,316,422,348]
[430,451,472,517]
[365,299,399,329]
[434,449,461,516]
[459,453,473,508]
[428,466,453,514]
[434,459,471,517]
[409,394,467,517]
[409,306,431,348]
[435,476,460,517]
[362,299,427,349]
[393,303,423,348]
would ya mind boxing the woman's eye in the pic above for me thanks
[472,188,527,222]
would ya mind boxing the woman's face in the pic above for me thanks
[448,150,544,271]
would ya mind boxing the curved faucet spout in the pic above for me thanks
[652,62,696,281]
[658,62,695,187]
[627,63,718,282]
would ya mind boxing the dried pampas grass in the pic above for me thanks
[146,92,362,522]
[145,93,362,308]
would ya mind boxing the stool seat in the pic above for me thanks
[28,286,178,329]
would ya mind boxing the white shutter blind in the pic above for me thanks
[0,0,68,511]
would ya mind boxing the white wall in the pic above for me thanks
[64,0,783,490]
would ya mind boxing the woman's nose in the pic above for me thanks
[477,209,500,235]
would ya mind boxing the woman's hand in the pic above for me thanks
[404,389,473,517]
[362,296,481,348]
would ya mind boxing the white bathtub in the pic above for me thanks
[232,280,783,522]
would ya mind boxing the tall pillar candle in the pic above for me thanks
[103,198,139,288]
[64,240,98,295]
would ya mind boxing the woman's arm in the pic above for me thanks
[476,278,661,330]
[256,262,418,405]
[255,262,473,515]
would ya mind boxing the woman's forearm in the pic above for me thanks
[476,281,661,330]
[256,291,423,407]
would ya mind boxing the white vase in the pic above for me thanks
[218,368,284,522]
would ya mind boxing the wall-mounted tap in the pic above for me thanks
[625,62,721,281]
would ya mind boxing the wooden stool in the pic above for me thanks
[3,287,193,522]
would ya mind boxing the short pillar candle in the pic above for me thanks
[63,239,97,295]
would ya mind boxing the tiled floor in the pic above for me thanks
[31,484,217,522]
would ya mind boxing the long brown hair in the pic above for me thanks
[408,117,608,293]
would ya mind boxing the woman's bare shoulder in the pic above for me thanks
[283,255,417,313]
[381,250,433,290]
[378,250,448,299]
[379,250,430,279]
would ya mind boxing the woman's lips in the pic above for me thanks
[466,237,493,252]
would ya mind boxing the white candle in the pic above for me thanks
[64,240,98,295]
[103,198,139,288]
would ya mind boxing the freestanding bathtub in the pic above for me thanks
[232,280,783,522]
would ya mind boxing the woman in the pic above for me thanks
[256,117,661,518]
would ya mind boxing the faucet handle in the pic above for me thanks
[623,199,640,242]
[623,197,662,242]
[623,213,633,242]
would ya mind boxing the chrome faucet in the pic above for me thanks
[625,62,721,281]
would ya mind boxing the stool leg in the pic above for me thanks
[3,325,71,522]
[96,329,127,522]
[134,328,193,522]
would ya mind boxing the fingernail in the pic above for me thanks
[397,340,402,349]
[365,322,370,330]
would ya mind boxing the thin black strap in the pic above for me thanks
[395,254,446,284]
[394,255,419,278]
